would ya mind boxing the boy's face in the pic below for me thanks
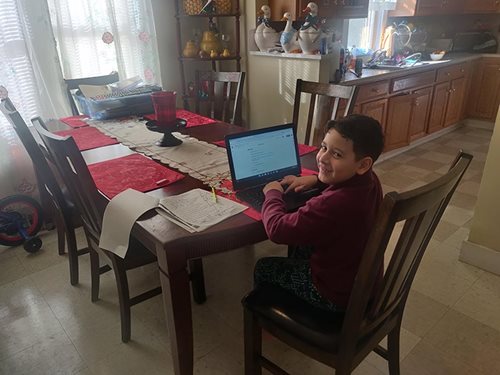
[316,129,373,185]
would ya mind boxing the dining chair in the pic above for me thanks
[33,119,162,343]
[64,71,119,115]
[242,150,473,375]
[195,71,246,126]
[0,98,89,285]
[293,79,357,145]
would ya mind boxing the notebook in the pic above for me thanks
[225,123,319,211]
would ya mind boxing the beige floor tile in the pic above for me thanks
[0,331,86,375]
[441,205,474,226]
[400,341,483,375]
[0,250,30,287]
[449,191,477,210]
[404,157,447,171]
[432,220,461,242]
[194,337,244,375]
[402,290,449,338]
[378,171,419,190]
[389,164,433,180]
[422,309,500,374]
[453,271,500,332]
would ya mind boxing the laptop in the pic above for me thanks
[225,123,319,211]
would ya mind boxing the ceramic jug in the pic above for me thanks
[200,31,222,55]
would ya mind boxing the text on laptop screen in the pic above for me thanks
[228,127,298,181]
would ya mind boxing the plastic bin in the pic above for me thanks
[75,88,160,120]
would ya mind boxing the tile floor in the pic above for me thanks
[1,125,499,374]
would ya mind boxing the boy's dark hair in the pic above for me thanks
[326,114,384,162]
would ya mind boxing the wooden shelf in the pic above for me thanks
[179,56,240,62]
[174,0,241,110]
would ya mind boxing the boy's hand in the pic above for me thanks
[281,175,318,193]
[263,181,283,194]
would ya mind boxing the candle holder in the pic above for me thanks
[145,118,187,147]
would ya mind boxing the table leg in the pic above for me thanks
[157,248,194,375]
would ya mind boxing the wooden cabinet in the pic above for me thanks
[357,98,388,133]
[468,57,500,121]
[428,82,450,133]
[385,94,413,151]
[444,77,467,126]
[389,0,464,16]
[409,87,432,141]
[463,0,500,13]
[269,0,368,20]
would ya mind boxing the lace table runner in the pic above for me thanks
[88,117,232,191]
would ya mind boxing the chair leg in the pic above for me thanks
[244,308,262,375]
[189,258,206,304]
[111,256,132,343]
[66,228,79,285]
[54,213,66,255]
[387,325,402,375]
[90,249,100,302]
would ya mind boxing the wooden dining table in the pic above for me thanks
[67,118,318,375]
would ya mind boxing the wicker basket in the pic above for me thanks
[215,0,232,14]
[183,0,204,15]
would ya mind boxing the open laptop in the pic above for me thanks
[225,123,319,211]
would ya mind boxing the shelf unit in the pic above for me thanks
[174,0,241,109]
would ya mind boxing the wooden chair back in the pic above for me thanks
[337,151,473,368]
[0,98,70,220]
[242,150,473,374]
[32,120,103,245]
[292,79,357,145]
[195,71,245,126]
[64,71,119,115]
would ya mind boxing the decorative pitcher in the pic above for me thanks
[200,31,222,55]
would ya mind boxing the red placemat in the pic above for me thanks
[55,127,119,151]
[88,154,185,199]
[60,115,89,128]
[213,140,318,157]
[144,109,217,128]
[218,167,318,221]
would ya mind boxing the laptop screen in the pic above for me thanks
[225,123,301,191]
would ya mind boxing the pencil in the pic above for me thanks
[211,187,217,203]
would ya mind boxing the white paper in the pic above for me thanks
[158,188,247,232]
[79,84,112,98]
[99,189,159,258]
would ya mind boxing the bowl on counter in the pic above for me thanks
[430,52,445,61]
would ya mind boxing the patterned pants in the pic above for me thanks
[254,245,342,312]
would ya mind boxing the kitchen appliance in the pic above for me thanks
[452,32,498,53]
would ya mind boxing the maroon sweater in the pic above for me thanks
[261,170,383,308]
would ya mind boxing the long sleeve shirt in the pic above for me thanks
[261,170,383,308]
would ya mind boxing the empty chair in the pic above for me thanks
[64,71,119,115]
[0,98,88,285]
[33,119,161,343]
[242,151,472,375]
[293,79,357,145]
[195,71,245,126]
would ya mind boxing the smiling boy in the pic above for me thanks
[254,114,385,311]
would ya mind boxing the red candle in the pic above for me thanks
[151,91,176,125]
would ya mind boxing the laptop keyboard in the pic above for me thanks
[236,186,266,211]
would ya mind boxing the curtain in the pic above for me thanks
[0,0,67,199]
[48,0,161,85]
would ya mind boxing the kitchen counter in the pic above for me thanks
[341,53,499,85]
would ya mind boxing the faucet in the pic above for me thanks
[400,52,422,67]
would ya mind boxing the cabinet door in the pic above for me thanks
[409,87,432,141]
[463,0,500,13]
[269,0,300,20]
[444,77,466,127]
[359,98,388,133]
[428,82,449,133]
[416,0,463,15]
[385,94,412,151]
[468,59,500,121]
[328,0,369,18]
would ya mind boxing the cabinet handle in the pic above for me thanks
[460,69,464,73]
[446,72,451,76]
[372,88,381,93]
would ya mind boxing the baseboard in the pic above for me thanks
[460,240,500,276]
[463,118,495,130]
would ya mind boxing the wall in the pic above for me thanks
[460,107,500,275]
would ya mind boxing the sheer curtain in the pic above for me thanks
[0,0,67,199]
[48,0,161,85]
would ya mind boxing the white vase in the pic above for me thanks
[255,24,280,52]
[298,28,321,55]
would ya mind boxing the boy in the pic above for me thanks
[254,114,384,311]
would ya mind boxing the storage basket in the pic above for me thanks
[183,0,204,15]
[215,0,232,14]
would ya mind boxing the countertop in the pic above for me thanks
[340,53,499,86]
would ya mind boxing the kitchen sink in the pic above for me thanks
[366,60,449,70]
